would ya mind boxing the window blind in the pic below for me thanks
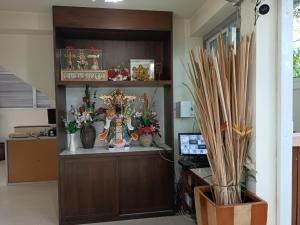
[0,73,50,108]
[0,74,33,108]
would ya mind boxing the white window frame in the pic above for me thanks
[277,0,293,224]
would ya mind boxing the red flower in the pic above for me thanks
[82,96,89,103]
[108,69,116,78]
[79,107,85,113]
[98,107,106,114]
[150,125,156,132]
[137,128,144,135]
[144,126,152,133]
[122,68,129,77]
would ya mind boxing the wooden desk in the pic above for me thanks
[181,167,211,212]
[7,137,58,183]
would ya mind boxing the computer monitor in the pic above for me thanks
[47,108,56,125]
[178,133,207,156]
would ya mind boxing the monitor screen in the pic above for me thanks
[47,108,56,125]
[178,133,207,156]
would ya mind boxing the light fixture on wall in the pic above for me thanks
[254,0,270,25]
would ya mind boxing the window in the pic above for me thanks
[294,1,300,77]
[0,72,50,108]
[203,11,240,51]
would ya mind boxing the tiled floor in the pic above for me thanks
[0,161,58,225]
[0,161,195,225]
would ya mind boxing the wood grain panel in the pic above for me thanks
[7,139,58,182]
[64,39,164,71]
[60,157,118,221]
[293,147,298,225]
[53,6,172,31]
[118,154,173,214]
[297,148,300,225]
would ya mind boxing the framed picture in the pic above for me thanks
[130,59,155,81]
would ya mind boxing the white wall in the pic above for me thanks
[173,17,202,179]
[0,10,54,100]
[0,10,54,138]
[0,109,48,137]
[189,0,236,37]
[253,1,278,224]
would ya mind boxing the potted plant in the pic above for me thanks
[71,85,106,149]
[135,93,161,147]
[185,34,267,225]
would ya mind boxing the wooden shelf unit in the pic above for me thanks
[57,80,172,87]
[53,6,174,225]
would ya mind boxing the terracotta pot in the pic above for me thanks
[80,125,96,149]
[194,186,268,225]
[139,133,153,147]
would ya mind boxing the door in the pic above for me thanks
[118,154,173,214]
[60,156,118,221]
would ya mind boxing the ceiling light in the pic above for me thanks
[105,0,123,2]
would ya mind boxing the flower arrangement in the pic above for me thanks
[63,86,106,132]
[107,66,130,81]
[135,93,161,137]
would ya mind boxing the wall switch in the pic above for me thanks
[177,101,194,118]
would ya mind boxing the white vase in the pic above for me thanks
[139,133,153,147]
[69,133,76,152]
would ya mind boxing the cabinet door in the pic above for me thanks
[7,139,57,182]
[118,154,173,214]
[60,157,118,221]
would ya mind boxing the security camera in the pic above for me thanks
[255,0,270,25]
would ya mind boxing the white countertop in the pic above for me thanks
[190,167,213,185]
[293,133,300,147]
[7,136,56,141]
[60,144,172,156]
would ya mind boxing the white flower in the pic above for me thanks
[135,112,142,117]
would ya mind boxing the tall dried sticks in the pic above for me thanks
[185,34,253,205]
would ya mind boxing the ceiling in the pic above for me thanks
[0,0,206,18]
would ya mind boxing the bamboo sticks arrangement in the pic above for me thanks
[185,33,253,205]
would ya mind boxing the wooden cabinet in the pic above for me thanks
[293,147,300,225]
[53,6,174,225]
[59,152,173,224]
[7,138,58,183]
[119,155,173,214]
[60,157,119,223]
[181,168,209,212]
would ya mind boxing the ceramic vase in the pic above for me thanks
[80,124,96,149]
[139,133,153,147]
[69,133,76,152]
